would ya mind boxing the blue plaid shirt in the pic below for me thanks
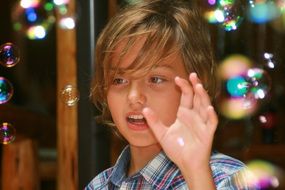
[85,146,253,189]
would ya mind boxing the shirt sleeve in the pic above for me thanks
[216,167,257,190]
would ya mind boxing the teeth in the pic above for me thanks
[128,114,144,119]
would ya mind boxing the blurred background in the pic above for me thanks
[0,0,285,189]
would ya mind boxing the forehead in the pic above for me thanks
[110,35,181,71]
[111,36,147,69]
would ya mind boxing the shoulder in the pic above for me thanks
[210,152,246,173]
[210,152,252,189]
[84,167,114,190]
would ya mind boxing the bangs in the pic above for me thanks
[104,24,181,84]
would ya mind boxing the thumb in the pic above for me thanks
[142,107,168,141]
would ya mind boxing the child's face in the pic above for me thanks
[107,38,188,148]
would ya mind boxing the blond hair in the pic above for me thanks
[91,0,217,124]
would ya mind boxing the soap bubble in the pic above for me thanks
[218,54,252,80]
[12,0,56,40]
[226,75,250,98]
[245,67,271,100]
[247,0,280,24]
[204,0,245,30]
[218,95,258,119]
[243,160,285,189]
[0,43,20,68]
[262,52,276,69]
[60,84,79,106]
[0,122,16,144]
[0,77,14,104]
[214,0,245,31]
[58,16,76,29]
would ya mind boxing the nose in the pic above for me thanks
[127,82,146,108]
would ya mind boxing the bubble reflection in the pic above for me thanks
[60,84,80,106]
[0,122,16,144]
[0,77,14,104]
[243,160,285,189]
[0,43,20,68]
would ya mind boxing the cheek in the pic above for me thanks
[106,92,120,115]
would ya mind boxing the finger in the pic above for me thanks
[174,76,194,108]
[195,83,211,109]
[194,84,211,122]
[189,72,201,87]
[190,73,212,122]
[206,106,218,133]
[142,107,168,141]
[190,72,211,107]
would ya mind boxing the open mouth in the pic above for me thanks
[127,114,147,125]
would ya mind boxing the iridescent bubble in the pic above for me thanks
[60,84,80,106]
[0,43,20,68]
[243,160,285,189]
[20,0,40,9]
[208,0,216,6]
[247,0,280,24]
[218,54,252,80]
[218,95,258,119]
[11,0,55,40]
[53,0,70,6]
[263,52,276,69]
[216,0,244,31]
[204,10,220,24]
[58,16,76,30]
[0,122,16,144]
[217,55,262,119]
[0,77,14,104]
[226,75,250,97]
[245,67,271,100]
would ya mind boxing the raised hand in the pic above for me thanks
[142,72,218,171]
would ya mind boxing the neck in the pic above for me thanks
[128,144,161,176]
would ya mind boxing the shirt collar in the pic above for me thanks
[109,146,182,189]
[109,146,130,186]
[140,151,181,189]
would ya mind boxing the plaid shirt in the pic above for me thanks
[85,146,252,190]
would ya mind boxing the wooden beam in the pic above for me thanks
[2,138,40,190]
[56,0,78,189]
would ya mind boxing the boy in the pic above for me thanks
[86,0,251,189]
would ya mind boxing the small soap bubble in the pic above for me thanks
[218,54,252,80]
[263,52,276,69]
[53,0,70,6]
[0,77,14,104]
[243,160,285,189]
[60,84,79,106]
[12,1,55,40]
[0,122,16,144]
[217,0,245,31]
[245,67,271,100]
[226,75,250,98]
[0,43,20,68]
[247,1,280,24]
[58,16,76,30]
[218,96,258,119]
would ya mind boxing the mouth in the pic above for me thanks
[127,114,147,124]
[126,113,149,130]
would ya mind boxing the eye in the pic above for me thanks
[112,77,128,85]
[149,76,165,84]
